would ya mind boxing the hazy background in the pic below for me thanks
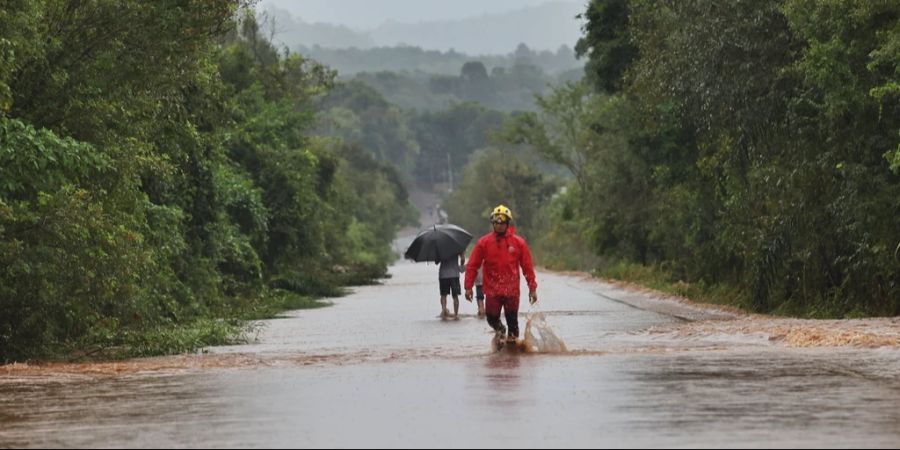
[257,0,585,54]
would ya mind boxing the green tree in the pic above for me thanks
[317,80,420,174]
[0,3,418,361]
[575,0,638,93]
[444,147,558,240]
[413,102,506,187]
[460,61,489,82]
[565,0,900,315]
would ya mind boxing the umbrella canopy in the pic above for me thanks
[405,224,473,263]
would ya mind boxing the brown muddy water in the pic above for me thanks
[2,245,899,447]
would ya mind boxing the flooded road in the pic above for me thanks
[2,256,900,447]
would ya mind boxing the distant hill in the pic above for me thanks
[297,44,582,77]
[370,2,585,54]
[258,2,586,113]
[261,1,585,55]
[347,62,583,113]
[261,8,374,49]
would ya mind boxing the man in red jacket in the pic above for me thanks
[465,205,538,343]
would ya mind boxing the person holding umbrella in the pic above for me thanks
[465,205,538,345]
[404,224,474,319]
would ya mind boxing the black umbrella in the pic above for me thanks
[405,224,473,263]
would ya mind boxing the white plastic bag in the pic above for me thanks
[523,310,567,353]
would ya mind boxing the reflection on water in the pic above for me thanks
[1,262,899,448]
[483,352,523,403]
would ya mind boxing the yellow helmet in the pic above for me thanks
[490,204,513,223]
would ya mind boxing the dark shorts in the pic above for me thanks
[476,285,485,301]
[440,277,461,296]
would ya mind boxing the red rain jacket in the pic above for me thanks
[464,227,537,299]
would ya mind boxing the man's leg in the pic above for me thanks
[439,279,450,317]
[485,297,506,338]
[505,312,519,339]
[476,285,485,317]
[451,278,461,318]
[504,296,521,339]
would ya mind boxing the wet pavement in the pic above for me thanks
[1,258,899,448]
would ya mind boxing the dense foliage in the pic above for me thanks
[0,1,415,361]
[496,0,899,317]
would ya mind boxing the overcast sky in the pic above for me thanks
[259,0,572,30]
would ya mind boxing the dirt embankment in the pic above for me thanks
[598,277,900,349]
